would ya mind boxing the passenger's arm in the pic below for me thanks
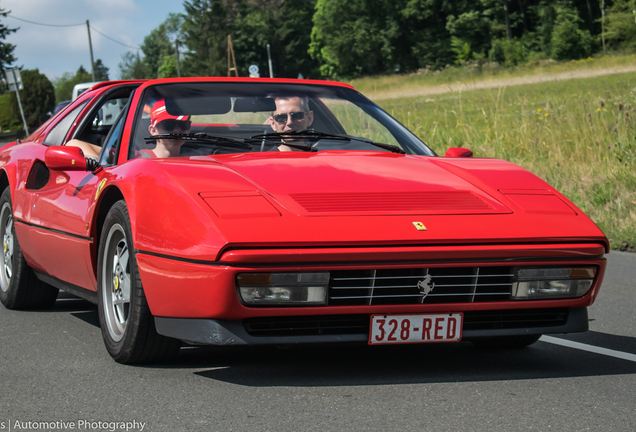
[66,139,101,159]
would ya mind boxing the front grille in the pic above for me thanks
[243,309,570,337]
[330,266,514,306]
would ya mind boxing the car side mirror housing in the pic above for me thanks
[45,146,90,171]
[445,147,473,158]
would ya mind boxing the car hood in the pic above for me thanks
[216,151,512,217]
[132,152,607,259]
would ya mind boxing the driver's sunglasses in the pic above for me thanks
[273,111,306,123]
[158,119,191,131]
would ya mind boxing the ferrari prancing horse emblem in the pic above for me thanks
[412,221,427,231]
[417,274,435,302]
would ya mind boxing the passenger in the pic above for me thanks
[139,99,191,158]
[65,99,191,161]
[267,96,314,151]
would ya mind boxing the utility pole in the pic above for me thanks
[227,35,238,77]
[6,69,29,136]
[175,40,181,77]
[86,20,96,81]
[267,44,274,78]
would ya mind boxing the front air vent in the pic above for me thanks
[289,191,493,214]
[243,315,369,337]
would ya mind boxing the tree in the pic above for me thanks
[158,55,178,78]
[117,0,619,81]
[551,3,593,59]
[535,1,558,56]
[182,0,235,77]
[119,52,150,79]
[119,13,184,79]
[446,9,492,62]
[230,0,319,78]
[231,5,270,76]
[0,7,17,74]
[10,69,55,130]
[603,0,636,51]
[0,92,21,131]
[399,0,455,71]
[310,0,403,78]
[94,59,109,81]
[52,65,93,102]
[142,14,184,78]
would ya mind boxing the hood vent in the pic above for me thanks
[289,191,493,214]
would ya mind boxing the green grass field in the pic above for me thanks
[352,57,636,250]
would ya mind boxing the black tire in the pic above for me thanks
[0,187,58,310]
[470,334,542,349]
[97,200,180,364]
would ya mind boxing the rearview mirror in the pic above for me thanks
[233,97,276,112]
[445,147,473,158]
[45,146,90,171]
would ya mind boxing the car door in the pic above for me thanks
[20,91,132,292]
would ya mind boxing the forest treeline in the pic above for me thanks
[119,0,636,80]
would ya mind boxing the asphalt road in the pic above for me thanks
[0,251,635,432]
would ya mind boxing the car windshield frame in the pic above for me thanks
[128,82,436,160]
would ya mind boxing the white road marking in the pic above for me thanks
[540,335,636,363]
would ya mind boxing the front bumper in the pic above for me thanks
[154,307,589,345]
[137,243,606,320]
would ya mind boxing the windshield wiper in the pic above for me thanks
[145,133,253,150]
[247,132,317,152]
[250,130,405,154]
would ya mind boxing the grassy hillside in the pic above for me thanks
[352,56,636,250]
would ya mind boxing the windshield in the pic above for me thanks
[129,82,435,159]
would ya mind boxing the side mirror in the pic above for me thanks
[45,146,90,171]
[445,147,473,158]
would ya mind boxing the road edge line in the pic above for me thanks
[540,335,636,363]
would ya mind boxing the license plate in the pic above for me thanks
[369,313,463,345]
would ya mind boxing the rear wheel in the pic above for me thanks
[0,187,58,310]
[97,200,180,364]
[470,334,542,349]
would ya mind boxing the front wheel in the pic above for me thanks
[97,200,180,364]
[0,187,58,310]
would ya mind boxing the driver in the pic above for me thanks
[266,96,314,151]
[138,99,192,158]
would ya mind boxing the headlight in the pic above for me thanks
[237,272,329,306]
[511,267,596,300]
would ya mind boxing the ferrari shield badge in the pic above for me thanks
[412,221,427,231]
[95,178,107,201]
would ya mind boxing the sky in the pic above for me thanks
[3,0,186,81]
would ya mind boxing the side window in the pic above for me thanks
[44,100,89,146]
[98,107,127,166]
[77,96,129,148]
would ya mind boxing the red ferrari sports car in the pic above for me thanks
[0,78,607,364]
